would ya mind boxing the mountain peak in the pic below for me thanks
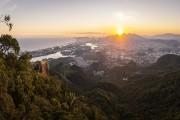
[107,33,146,42]
[150,54,180,70]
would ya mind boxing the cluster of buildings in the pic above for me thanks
[31,36,180,69]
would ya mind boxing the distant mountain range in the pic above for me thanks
[108,33,180,41]
[106,33,180,44]
[106,33,147,43]
[120,33,146,40]
[123,33,180,41]
[110,33,180,41]
[151,33,180,40]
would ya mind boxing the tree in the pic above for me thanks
[17,52,32,71]
[0,34,20,58]
[0,15,18,58]
[0,15,13,31]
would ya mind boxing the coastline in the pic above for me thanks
[28,37,98,62]
[18,37,76,52]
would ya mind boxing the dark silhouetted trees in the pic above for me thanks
[0,15,13,31]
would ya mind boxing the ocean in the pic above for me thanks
[17,37,76,51]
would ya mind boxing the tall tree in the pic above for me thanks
[0,34,20,58]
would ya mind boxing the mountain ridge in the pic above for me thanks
[151,33,180,40]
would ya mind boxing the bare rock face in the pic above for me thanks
[34,60,49,77]
[40,60,49,77]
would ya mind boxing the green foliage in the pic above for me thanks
[1,33,180,120]
[0,15,13,31]
[0,35,107,120]
[0,34,20,58]
[85,88,127,120]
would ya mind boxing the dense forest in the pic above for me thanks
[1,34,180,120]
[0,34,108,120]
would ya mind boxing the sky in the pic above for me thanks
[0,0,180,37]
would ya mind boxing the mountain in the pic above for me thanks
[2,34,180,120]
[106,33,147,43]
[152,33,180,40]
[120,33,147,41]
[120,68,180,120]
[149,54,180,70]
[150,39,180,48]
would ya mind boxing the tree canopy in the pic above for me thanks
[0,34,20,58]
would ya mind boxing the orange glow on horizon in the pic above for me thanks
[5,25,180,38]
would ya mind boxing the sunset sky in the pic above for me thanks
[0,0,180,37]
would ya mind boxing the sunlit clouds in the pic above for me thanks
[112,11,137,22]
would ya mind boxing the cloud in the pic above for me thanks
[9,3,18,11]
[112,11,137,22]
[0,0,12,9]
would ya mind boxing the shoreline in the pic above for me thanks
[29,38,98,62]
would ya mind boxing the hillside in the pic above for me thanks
[1,35,180,120]
[50,54,180,120]
[115,68,180,120]
[0,35,108,120]
[149,54,180,70]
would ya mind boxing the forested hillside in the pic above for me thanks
[1,0,180,119]
[50,53,180,120]
[1,34,180,120]
[0,35,107,120]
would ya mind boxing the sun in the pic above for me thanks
[117,28,124,35]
